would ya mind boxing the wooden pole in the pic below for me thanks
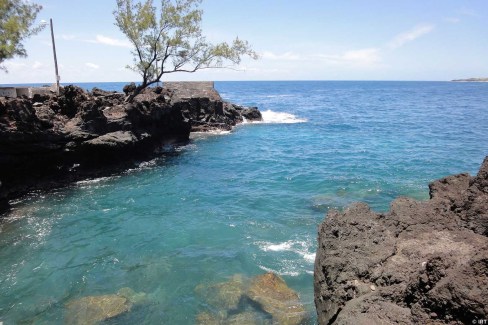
[50,19,60,95]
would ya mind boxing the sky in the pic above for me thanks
[2,0,488,83]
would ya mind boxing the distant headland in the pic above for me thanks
[451,77,488,82]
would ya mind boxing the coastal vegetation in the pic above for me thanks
[113,0,258,101]
[0,0,44,71]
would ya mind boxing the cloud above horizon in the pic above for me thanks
[88,35,131,48]
[85,62,100,69]
[325,48,382,67]
[261,51,301,61]
[387,24,435,49]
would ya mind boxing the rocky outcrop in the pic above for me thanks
[163,81,262,132]
[0,83,261,213]
[314,157,488,324]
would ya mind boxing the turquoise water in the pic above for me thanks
[0,81,487,324]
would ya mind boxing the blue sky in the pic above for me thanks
[2,0,488,83]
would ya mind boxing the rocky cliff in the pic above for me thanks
[0,84,261,213]
[314,157,488,324]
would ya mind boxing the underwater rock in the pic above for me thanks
[195,273,306,324]
[196,310,272,325]
[196,311,222,325]
[65,294,130,325]
[247,272,307,325]
[117,287,147,305]
[226,310,272,325]
[195,274,246,311]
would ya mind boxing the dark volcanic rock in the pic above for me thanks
[0,83,259,213]
[163,82,262,132]
[314,157,488,324]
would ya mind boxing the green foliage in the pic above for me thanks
[114,0,258,96]
[0,0,44,71]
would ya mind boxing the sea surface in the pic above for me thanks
[0,81,487,324]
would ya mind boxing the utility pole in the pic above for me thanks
[49,19,60,95]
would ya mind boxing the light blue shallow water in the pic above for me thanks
[0,81,487,324]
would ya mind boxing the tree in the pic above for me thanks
[0,0,44,71]
[114,0,258,101]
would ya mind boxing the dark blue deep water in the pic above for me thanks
[0,81,487,324]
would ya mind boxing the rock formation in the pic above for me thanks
[195,272,308,325]
[314,157,488,324]
[0,83,261,213]
[64,287,146,325]
[65,294,131,325]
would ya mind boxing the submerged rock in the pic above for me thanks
[196,308,272,325]
[195,274,246,310]
[314,156,488,324]
[117,287,147,305]
[196,311,221,325]
[65,294,130,325]
[195,272,306,325]
[226,311,272,325]
[247,272,307,325]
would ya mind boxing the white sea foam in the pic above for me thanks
[258,265,300,277]
[258,240,316,263]
[189,130,232,139]
[76,176,117,186]
[303,252,316,263]
[263,241,293,252]
[258,110,307,124]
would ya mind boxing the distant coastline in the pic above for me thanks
[452,77,488,82]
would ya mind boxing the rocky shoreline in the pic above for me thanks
[0,82,261,214]
[314,157,488,324]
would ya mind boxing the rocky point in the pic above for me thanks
[314,156,488,324]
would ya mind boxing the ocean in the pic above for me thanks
[0,81,486,324]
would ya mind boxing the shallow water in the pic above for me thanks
[0,81,487,324]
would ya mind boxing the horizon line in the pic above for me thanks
[1,79,466,86]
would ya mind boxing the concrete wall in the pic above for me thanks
[0,87,17,98]
[15,88,31,97]
[163,81,220,100]
[0,86,55,98]
[163,81,215,90]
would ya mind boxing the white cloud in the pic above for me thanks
[316,48,382,68]
[387,24,435,49]
[261,51,301,61]
[85,62,100,69]
[260,48,382,68]
[61,34,76,40]
[340,48,382,65]
[32,61,44,69]
[88,35,132,48]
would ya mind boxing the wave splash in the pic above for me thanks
[258,240,316,263]
[253,110,307,124]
